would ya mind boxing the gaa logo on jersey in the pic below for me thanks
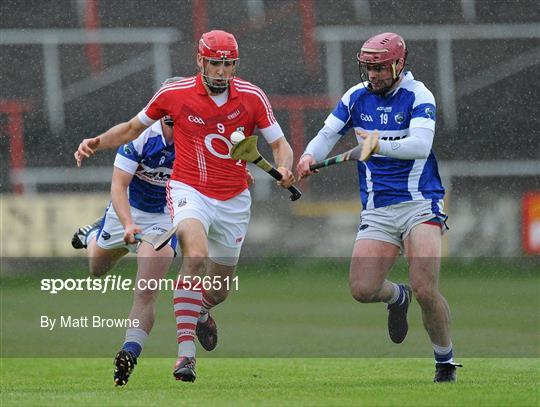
[360,113,373,122]
[394,112,405,124]
[188,115,205,125]
[123,145,133,155]
[425,107,435,119]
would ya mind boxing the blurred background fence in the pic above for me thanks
[1,0,539,257]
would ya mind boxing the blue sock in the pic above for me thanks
[122,341,142,358]
[433,343,454,364]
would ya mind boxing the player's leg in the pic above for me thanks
[352,207,413,344]
[114,240,174,386]
[404,222,460,381]
[172,218,209,382]
[86,238,127,277]
[195,258,236,351]
[349,239,400,303]
[193,188,250,352]
[167,182,213,381]
[84,207,129,276]
[350,239,412,343]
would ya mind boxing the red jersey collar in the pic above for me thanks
[195,73,238,99]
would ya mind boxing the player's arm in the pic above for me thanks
[110,167,141,244]
[75,116,148,167]
[268,136,295,188]
[361,96,437,160]
[296,123,346,179]
[297,89,353,179]
[375,127,434,159]
[371,90,437,160]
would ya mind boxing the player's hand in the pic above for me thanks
[276,166,295,188]
[296,154,319,180]
[123,223,142,245]
[246,168,255,187]
[75,137,100,167]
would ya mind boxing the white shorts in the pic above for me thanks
[167,180,251,266]
[356,199,448,248]
[96,204,176,253]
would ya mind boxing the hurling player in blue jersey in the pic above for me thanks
[297,33,461,382]
[71,77,182,386]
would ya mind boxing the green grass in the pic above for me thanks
[1,258,539,404]
[2,258,539,358]
[1,358,538,406]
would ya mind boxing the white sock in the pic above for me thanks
[178,340,196,358]
[433,342,454,363]
[124,328,148,347]
[386,283,400,305]
[198,307,209,323]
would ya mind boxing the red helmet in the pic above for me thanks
[198,30,239,60]
[357,32,407,66]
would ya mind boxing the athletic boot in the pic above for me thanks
[434,362,462,383]
[196,313,218,351]
[113,349,137,386]
[71,217,103,249]
[387,284,412,344]
[173,357,196,382]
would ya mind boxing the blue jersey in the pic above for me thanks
[326,72,444,210]
[113,121,175,213]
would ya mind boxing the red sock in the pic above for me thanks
[173,279,202,357]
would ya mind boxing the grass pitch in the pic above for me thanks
[1,358,539,406]
[1,258,539,405]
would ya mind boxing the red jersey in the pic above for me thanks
[138,74,282,200]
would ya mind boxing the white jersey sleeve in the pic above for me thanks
[378,127,434,160]
[303,124,343,162]
[260,122,285,144]
[113,127,151,174]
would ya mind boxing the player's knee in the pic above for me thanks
[88,255,114,277]
[134,286,158,304]
[88,265,107,278]
[205,288,228,305]
[182,251,208,272]
[411,283,438,307]
[350,282,379,303]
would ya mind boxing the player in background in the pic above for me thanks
[297,33,461,382]
[75,30,295,382]
[72,77,183,385]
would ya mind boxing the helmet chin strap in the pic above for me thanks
[360,60,404,95]
[201,61,235,94]
[202,74,229,94]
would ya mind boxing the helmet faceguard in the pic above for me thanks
[357,32,407,94]
[198,30,239,94]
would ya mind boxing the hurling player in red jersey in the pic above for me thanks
[75,30,295,382]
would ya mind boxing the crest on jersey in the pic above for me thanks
[394,112,405,124]
[123,145,133,155]
[177,198,187,208]
[425,107,435,119]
